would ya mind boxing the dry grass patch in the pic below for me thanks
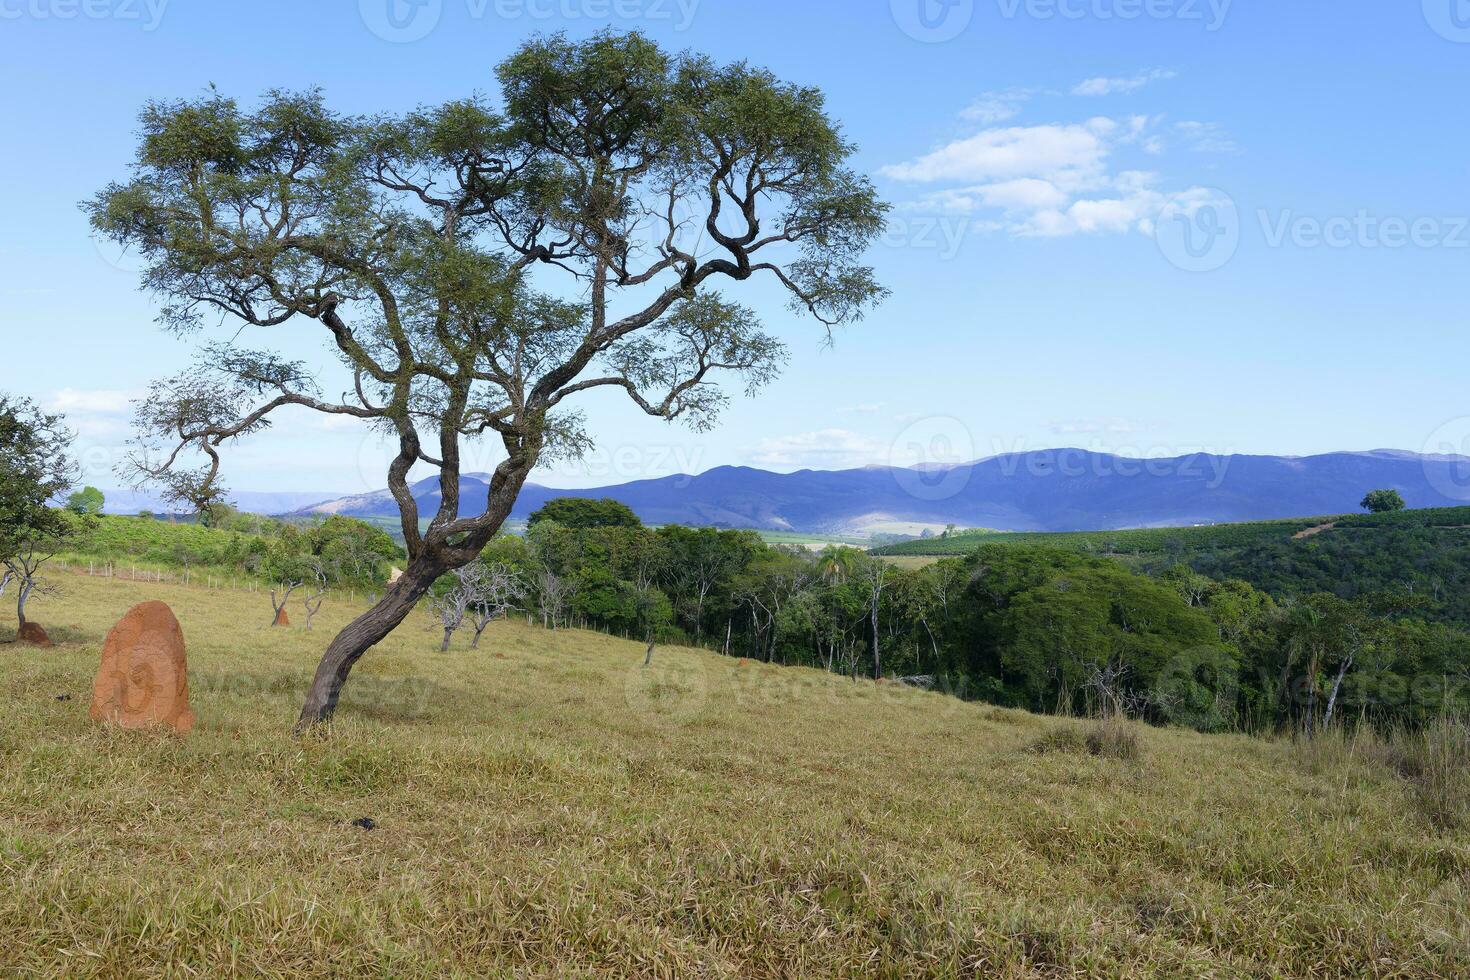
[0,572,1467,976]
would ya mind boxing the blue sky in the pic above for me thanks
[2,0,1469,496]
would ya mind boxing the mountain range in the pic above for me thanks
[282,449,1470,534]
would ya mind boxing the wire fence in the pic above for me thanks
[49,559,378,605]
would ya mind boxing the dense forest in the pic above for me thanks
[429,499,1470,736]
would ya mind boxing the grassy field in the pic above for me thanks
[2,572,1469,976]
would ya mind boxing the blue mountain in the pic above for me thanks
[290,449,1470,533]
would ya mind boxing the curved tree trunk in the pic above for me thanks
[295,557,445,731]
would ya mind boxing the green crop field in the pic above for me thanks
[2,572,1468,976]
[871,506,1470,560]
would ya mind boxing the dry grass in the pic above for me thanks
[2,571,1469,977]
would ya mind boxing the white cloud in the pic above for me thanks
[748,429,886,469]
[960,89,1033,124]
[1176,120,1239,154]
[1071,69,1177,97]
[880,124,1110,186]
[885,100,1228,239]
[1049,417,1153,436]
[45,388,138,415]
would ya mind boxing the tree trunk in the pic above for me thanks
[1323,654,1354,730]
[296,559,443,731]
[643,630,655,667]
[440,627,454,652]
[870,604,882,680]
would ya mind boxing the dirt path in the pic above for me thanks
[1293,522,1338,540]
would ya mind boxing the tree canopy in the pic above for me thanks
[528,496,641,529]
[1361,489,1406,514]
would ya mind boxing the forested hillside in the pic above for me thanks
[27,501,1470,738]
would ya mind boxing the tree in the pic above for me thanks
[658,527,756,644]
[307,516,401,586]
[1361,489,1406,514]
[301,558,329,630]
[265,538,314,627]
[528,497,641,530]
[0,395,78,631]
[467,561,527,649]
[65,486,105,516]
[431,565,477,651]
[88,31,887,728]
[860,554,890,680]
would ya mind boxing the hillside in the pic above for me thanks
[873,504,1470,557]
[2,573,1468,976]
[287,450,1470,535]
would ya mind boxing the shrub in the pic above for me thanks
[1029,724,1087,755]
[1376,719,1470,831]
[1085,720,1142,760]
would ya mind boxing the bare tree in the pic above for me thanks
[269,580,303,627]
[469,562,527,649]
[431,567,479,652]
[862,557,890,680]
[301,559,329,630]
[88,33,887,729]
[433,561,523,651]
[6,542,61,632]
[536,569,571,631]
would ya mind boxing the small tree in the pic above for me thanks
[266,546,314,627]
[1361,489,1406,514]
[65,486,105,516]
[535,569,571,631]
[0,395,79,632]
[90,31,886,728]
[432,561,523,651]
[468,562,527,649]
[301,558,329,630]
[528,497,641,530]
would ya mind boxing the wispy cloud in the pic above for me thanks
[1175,120,1239,153]
[1048,417,1154,436]
[960,88,1034,124]
[881,119,1116,185]
[45,388,137,415]
[839,402,888,416]
[1071,69,1177,97]
[885,91,1232,238]
[748,429,886,469]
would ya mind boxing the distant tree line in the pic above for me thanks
[444,498,1470,736]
